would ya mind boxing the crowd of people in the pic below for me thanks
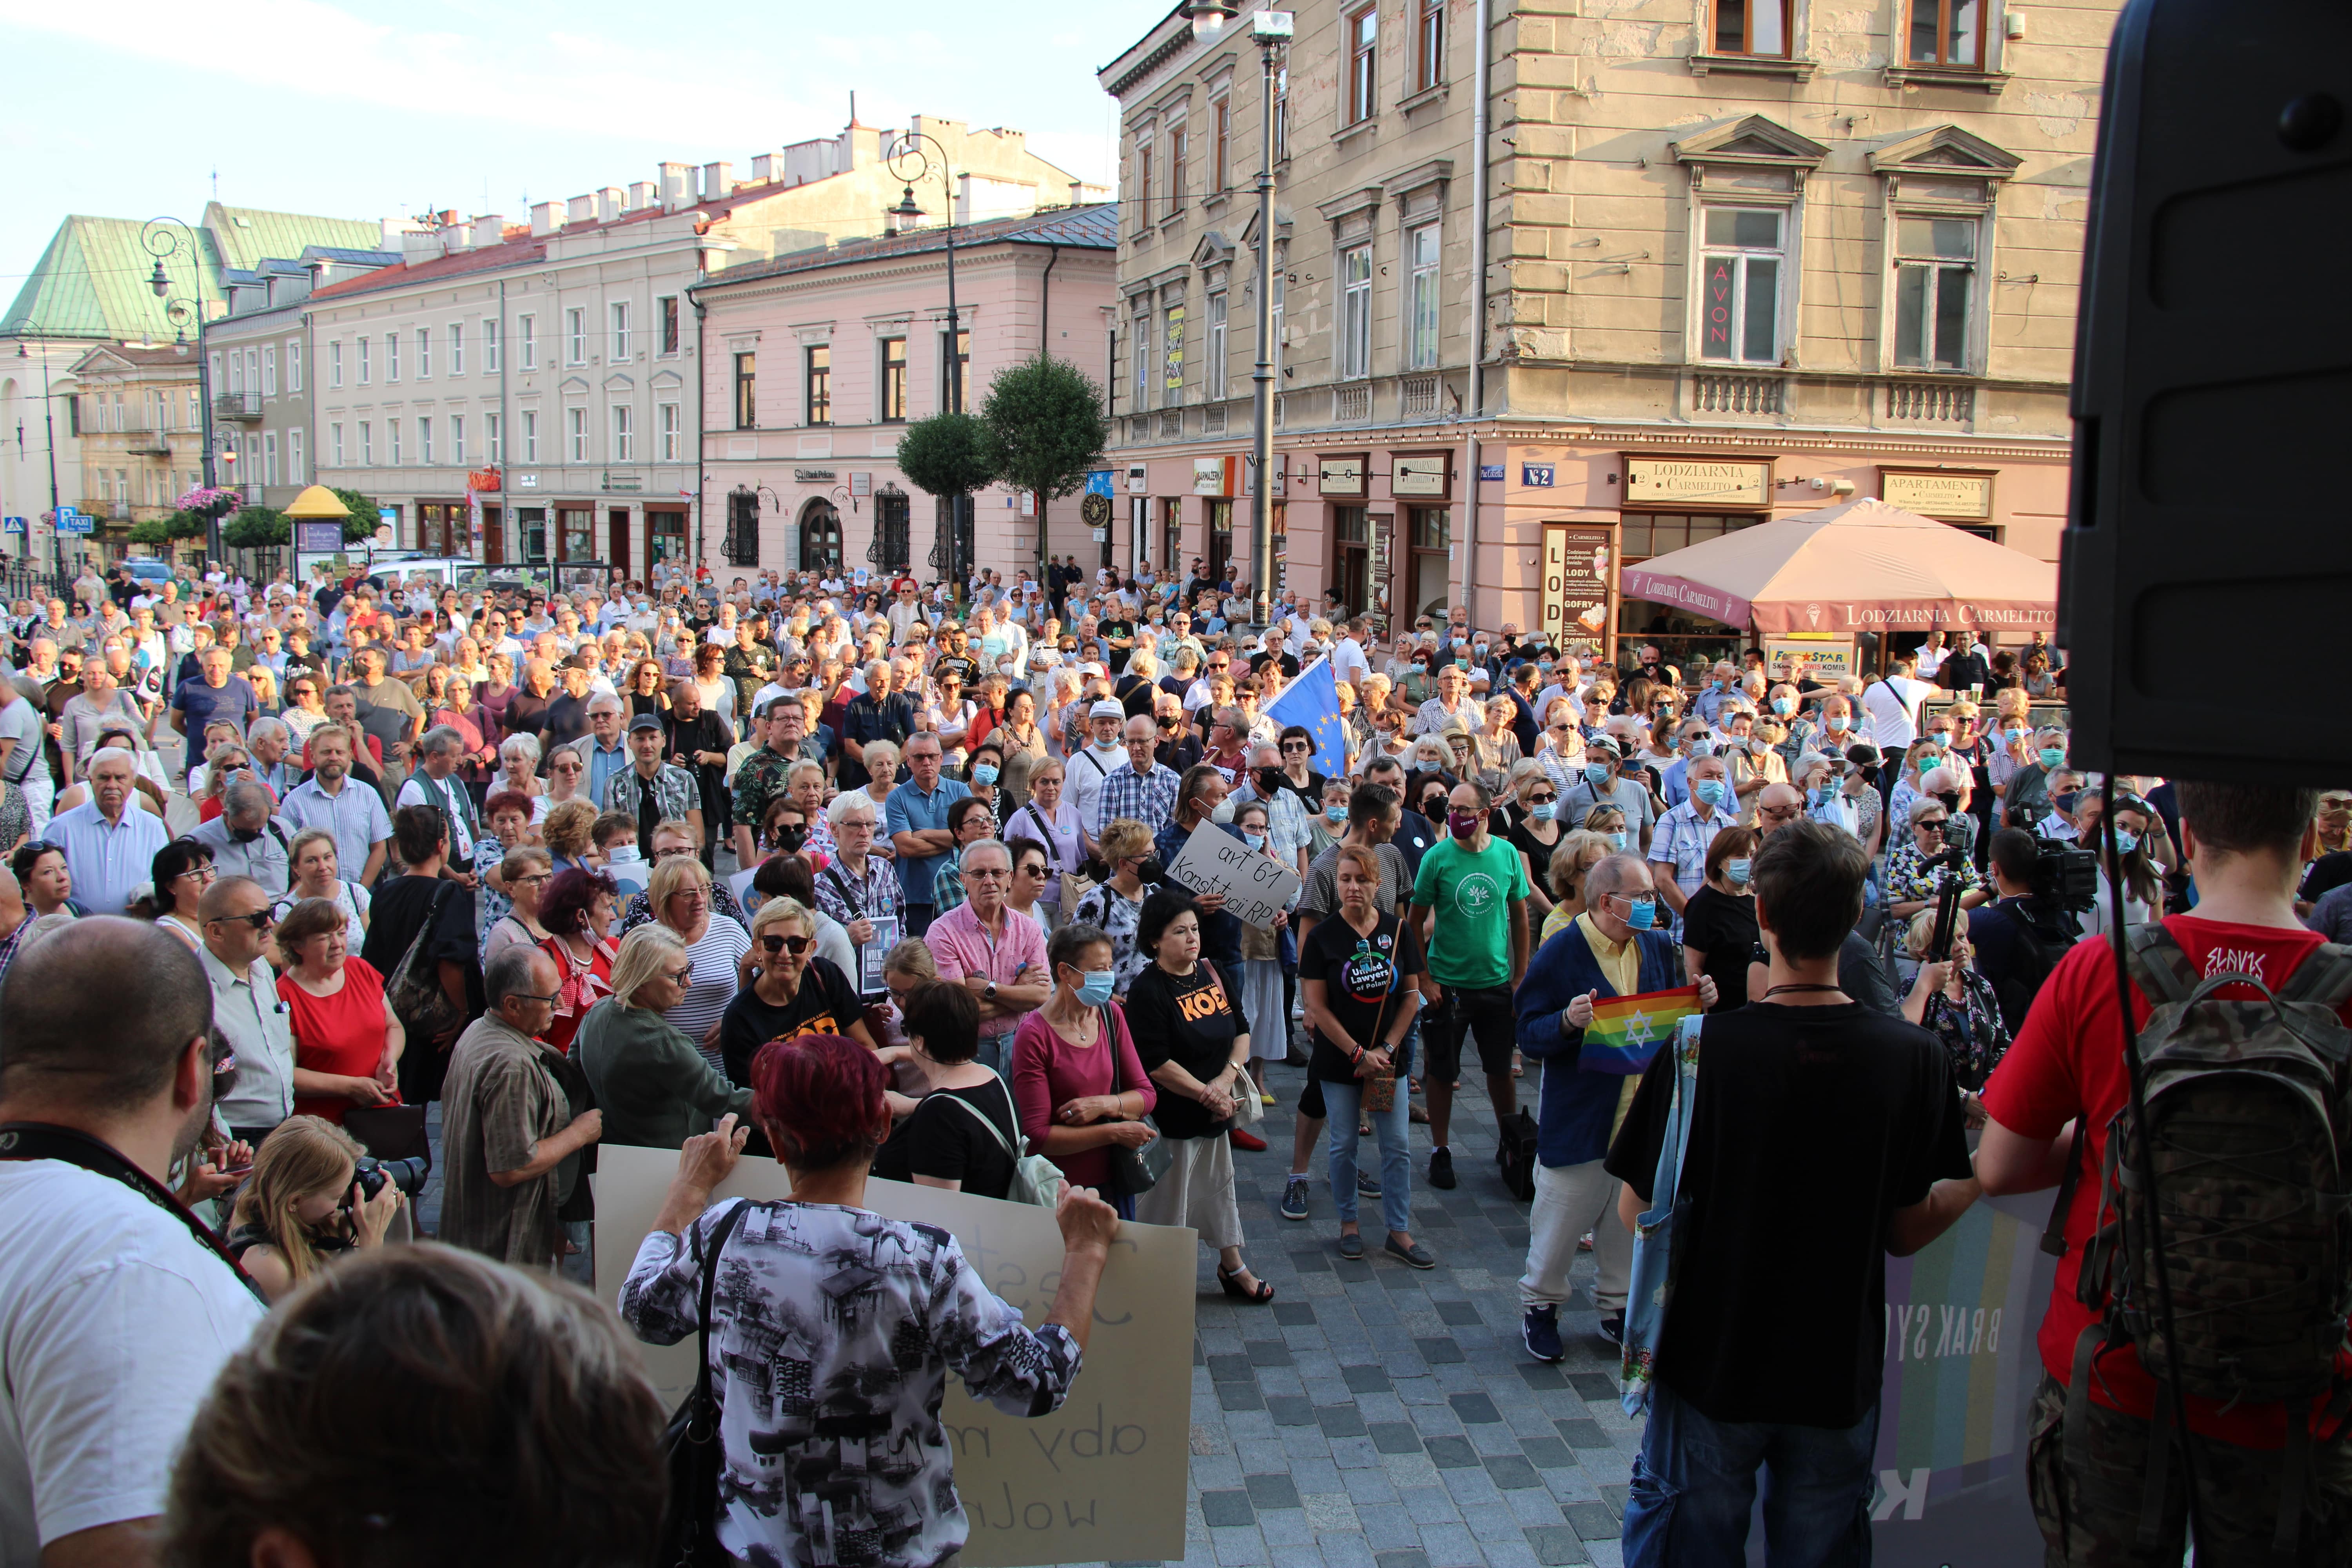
[0,550,2344,1566]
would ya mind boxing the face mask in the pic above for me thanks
[1210,799,1236,824]
[1693,779,1727,808]
[1074,969,1116,1007]
[1256,767,1287,796]
[1447,808,1483,840]
[1585,763,1613,786]
[1530,802,1556,822]
[1935,791,1962,813]
[2038,748,2065,770]
[1324,805,1347,825]
[970,763,999,786]
[2004,728,2025,744]
[1473,643,1489,657]
[1621,895,1658,931]
[1606,830,1628,851]
[2112,829,2140,856]
[1827,715,1850,731]
[1807,785,1825,806]
[1241,831,1267,851]
[1725,858,1753,886]
[1924,733,1947,749]
[1771,697,1795,715]
[1686,738,1714,759]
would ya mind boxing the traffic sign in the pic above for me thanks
[2,516,24,535]
[54,507,90,535]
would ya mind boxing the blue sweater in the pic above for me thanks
[1515,920,1685,1168]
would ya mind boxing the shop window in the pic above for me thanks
[1208,498,1233,586]
[1407,506,1449,623]
[1333,505,1371,615]
[651,509,689,567]
[1893,216,1977,371]
[1161,497,1183,572]
[1907,0,1984,65]
[558,506,593,562]
[1618,514,1768,659]
[1713,0,1789,56]
[1699,208,1784,364]
[520,506,548,562]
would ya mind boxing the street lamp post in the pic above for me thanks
[1185,4,1292,630]
[142,215,220,560]
[884,131,971,591]
[13,345,64,578]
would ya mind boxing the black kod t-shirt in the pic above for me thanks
[1605,1001,1972,1428]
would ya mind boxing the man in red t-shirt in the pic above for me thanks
[1978,781,2352,1562]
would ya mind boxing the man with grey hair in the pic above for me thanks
[395,724,481,861]
[243,715,297,797]
[840,658,913,792]
[49,747,167,916]
[560,693,629,806]
[1231,741,1314,882]
[439,944,602,1274]
[924,837,1049,1073]
[188,780,295,899]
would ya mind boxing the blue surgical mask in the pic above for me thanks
[1771,697,1795,715]
[970,763,999,785]
[1606,830,1628,851]
[1827,714,1850,731]
[2038,747,2065,770]
[1324,805,1347,824]
[1241,831,1267,851]
[1807,785,1825,806]
[1622,895,1658,930]
[1530,801,1556,822]
[1693,779,1727,807]
[1726,858,1753,886]
[2112,829,2139,856]
[1075,969,1116,1007]
[1585,762,1612,786]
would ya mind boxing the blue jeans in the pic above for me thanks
[974,1031,1013,1075]
[1320,1069,1412,1236]
[1624,1383,1878,1568]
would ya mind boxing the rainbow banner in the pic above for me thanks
[1577,985,1703,1074]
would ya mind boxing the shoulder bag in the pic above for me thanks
[1199,960,1264,1125]
[1619,1014,1704,1418]
[1024,803,1095,911]
[1101,1003,1172,1196]
[384,879,466,1042]
[936,1076,1064,1207]
[659,1198,751,1568]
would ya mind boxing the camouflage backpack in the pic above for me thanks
[2047,923,2352,1547]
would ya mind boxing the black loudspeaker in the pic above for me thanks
[2059,0,2352,786]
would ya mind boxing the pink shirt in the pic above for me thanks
[1011,1004,1156,1193]
[924,900,1049,1042]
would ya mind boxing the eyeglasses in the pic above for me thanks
[175,864,219,884]
[662,966,694,985]
[759,933,815,955]
[1918,819,1949,832]
[208,908,275,930]
[1280,740,1310,753]
[1527,792,1557,805]
[1759,804,1802,823]
[653,845,700,860]
[965,867,1010,881]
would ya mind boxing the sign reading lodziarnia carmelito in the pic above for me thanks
[1624,459,1772,506]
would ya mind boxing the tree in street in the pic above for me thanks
[977,354,1107,581]
[896,411,994,591]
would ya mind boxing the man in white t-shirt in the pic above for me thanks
[1859,652,1933,753]
[0,918,267,1565]
[1330,615,1374,691]
[1068,699,1130,835]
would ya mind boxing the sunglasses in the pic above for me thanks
[1528,793,1558,804]
[759,933,815,955]
[211,907,274,931]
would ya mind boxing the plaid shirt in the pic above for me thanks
[603,762,700,829]
[1097,760,1181,834]
[933,849,969,912]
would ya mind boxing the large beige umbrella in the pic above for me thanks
[1617,497,2058,636]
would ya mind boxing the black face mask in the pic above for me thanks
[1136,857,1167,886]
[770,825,808,853]
[1935,791,1962,813]
[1256,767,1287,796]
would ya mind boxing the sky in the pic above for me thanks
[0,0,1172,299]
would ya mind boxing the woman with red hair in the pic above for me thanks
[622,1034,1120,1568]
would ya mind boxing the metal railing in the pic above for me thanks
[214,392,262,420]
[1201,404,1228,435]
[1158,410,1184,438]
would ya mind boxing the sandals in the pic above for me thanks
[1217,1264,1276,1303]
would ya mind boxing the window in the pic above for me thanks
[416,327,431,379]
[518,314,535,370]
[1713,0,1789,55]
[328,339,342,388]
[658,296,679,355]
[486,412,501,463]
[522,410,538,463]
[734,352,757,430]
[612,405,633,462]
[451,414,466,465]
[332,423,345,466]
[1892,215,1976,370]
[359,421,372,465]
[567,309,586,364]
[939,329,969,412]
[805,345,831,425]
[1416,0,1445,90]
[1136,140,1154,229]
[1212,98,1231,194]
[1699,207,1784,364]
[263,431,278,486]
[260,347,276,397]
[1340,244,1372,379]
[1132,307,1152,411]
[520,506,548,560]
[658,401,681,462]
[449,322,464,375]
[418,417,433,465]
[1907,0,1983,65]
[287,340,302,392]
[1274,65,1290,162]
[188,389,200,427]
[227,354,243,396]
[289,428,304,482]
[1207,292,1229,396]
[612,301,632,360]
[1169,119,1188,213]
[1162,305,1185,401]
[1408,225,1441,368]
[357,336,370,385]
[880,336,907,421]
[1346,7,1378,124]
[1333,506,1371,614]
[385,332,399,381]
[568,407,587,461]
[387,419,401,465]
[484,317,501,372]
[247,349,260,394]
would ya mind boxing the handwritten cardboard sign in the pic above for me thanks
[592,1144,1196,1567]
[1165,818,1302,929]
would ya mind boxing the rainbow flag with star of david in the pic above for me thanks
[1577,986,1703,1074]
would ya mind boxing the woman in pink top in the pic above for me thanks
[1011,922,1159,1213]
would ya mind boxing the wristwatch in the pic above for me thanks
[984,980,999,1001]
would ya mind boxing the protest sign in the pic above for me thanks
[1165,818,1301,929]
[593,1143,1196,1567]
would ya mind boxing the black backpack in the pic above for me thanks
[1496,1109,1540,1203]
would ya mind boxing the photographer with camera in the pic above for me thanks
[222,1114,407,1303]
[0,918,267,1567]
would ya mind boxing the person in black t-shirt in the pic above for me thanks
[360,806,484,1103]
[870,982,1018,1200]
[1677,826,1759,1012]
[1603,820,1977,1566]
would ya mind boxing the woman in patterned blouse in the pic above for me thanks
[622,1034,1120,1568]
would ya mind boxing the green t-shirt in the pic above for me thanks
[1409,833,1529,990]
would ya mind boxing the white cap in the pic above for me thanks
[1089,699,1126,719]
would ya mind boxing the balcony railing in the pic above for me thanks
[125,433,173,456]
[1158,410,1184,439]
[1885,381,1973,423]
[214,392,262,421]
[1693,374,1785,415]
[1332,383,1372,424]
[1201,404,1228,435]
[1399,374,1441,420]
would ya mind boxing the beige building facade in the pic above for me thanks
[1101,0,2112,665]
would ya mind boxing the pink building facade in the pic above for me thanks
[691,205,1118,583]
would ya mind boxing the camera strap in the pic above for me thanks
[0,1122,267,1305]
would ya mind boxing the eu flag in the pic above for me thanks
[1265,657,1350,778]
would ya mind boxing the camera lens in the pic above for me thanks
[350,1154,430,1202]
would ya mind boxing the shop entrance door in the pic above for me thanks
[608,509,631,579]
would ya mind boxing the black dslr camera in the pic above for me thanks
[350,1154,429,1203]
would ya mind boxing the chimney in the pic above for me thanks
[751,152,786,183]
[628,180,656,210]
[471,214,505,249]
[566,194,596,225]
[530,201,565,238]
[399,229,443,266]
[378,217,421,250]
[660,162,694,212]
[701,161,733,201]
[596,186,624,223]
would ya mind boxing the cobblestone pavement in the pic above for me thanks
[1077,1057,1637,1568]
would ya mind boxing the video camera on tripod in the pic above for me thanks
[2023,835,2101,940]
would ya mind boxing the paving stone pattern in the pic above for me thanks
[1059,1066,1639,1568]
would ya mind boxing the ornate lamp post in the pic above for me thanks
[885,131,976,594]
[143,215,225,561]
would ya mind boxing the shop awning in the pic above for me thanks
[1617,497,2057,635]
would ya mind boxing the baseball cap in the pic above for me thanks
[628,714,663,733]
[1089,699,1126,720]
